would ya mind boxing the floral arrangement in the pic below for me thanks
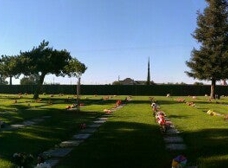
[13,152,34,167]
[103,109,111,113]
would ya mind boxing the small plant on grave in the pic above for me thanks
[13,152,34,167]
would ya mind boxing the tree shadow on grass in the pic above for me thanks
[0,109,106,167]
[183,128,228,167]
[57,121,174,168]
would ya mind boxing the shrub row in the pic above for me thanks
[0,84,227,96]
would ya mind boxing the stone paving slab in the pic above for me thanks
[98,117,108,120]
[32,118,45,122]
[43,148,73,157]
[93,120,106,124]
[166,143,187,150]
[73,133,91,140]
[60,140,84,147]
[164,136,183,143]
[23,121,36,126]
[45,159,59,167]
[80,128,97,133]
[88,123,102,128]
[102,114,112,117]
[166,128,180,134]
[10,124,25,128]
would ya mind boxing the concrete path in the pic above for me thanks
[43,104,126,167]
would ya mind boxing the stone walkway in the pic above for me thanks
[0,115,52,131]
[154,107,198,168]
[163,116,187,151]
[42,104,126,167]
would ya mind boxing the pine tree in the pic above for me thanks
[186,0,228,98]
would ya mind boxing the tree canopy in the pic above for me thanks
[0,40,87,99]
[0,55,21,85]
[186,0,228,98]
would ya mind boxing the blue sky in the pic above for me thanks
[0,0,209,85]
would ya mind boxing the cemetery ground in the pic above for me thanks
[0,94,228,167]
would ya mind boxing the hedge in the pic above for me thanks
[0,84,227,96]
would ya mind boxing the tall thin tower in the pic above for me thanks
[146,57,151,85]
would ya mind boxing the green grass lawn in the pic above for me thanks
[0,94,228,167]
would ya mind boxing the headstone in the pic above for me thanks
[45,159,59,167]
[88,124,102,128]
[43,148,73,157]
[32,118,45,122]
[80,128,97,133]
[23,121,36,126]
[11,124,25,128]
[166,128,180,134]
[73,133,91,140]
[98,117,108,120]
[164,136,184,143]
[60,140,83,147]
[93,120,106,124]
[166,143,187,150]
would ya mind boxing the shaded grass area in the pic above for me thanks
[0,94,119,167]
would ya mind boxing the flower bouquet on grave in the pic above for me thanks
[13,152,34,168]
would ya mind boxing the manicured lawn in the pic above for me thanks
[0,94,228,167]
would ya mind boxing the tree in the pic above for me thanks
[20,74,39,85]
[0,75,8,85]
[64,58,87,78]
[0,55,21,85]
[64,58,87,110]
[186,0,228,98]
[19,40,73,99]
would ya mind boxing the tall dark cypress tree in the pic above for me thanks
[186,0,228,98]
[146,57,151,85]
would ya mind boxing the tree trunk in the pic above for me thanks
[210,79,216,99]
[77,77,81,111]
[33,73,45,99]
[9,76,12,85]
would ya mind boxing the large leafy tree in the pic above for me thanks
[186,0,228,98]
[19,40,73,99]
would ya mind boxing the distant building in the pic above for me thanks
[114,57,154,85]
[118,78,154,85]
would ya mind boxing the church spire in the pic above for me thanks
[146,57,151,85]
